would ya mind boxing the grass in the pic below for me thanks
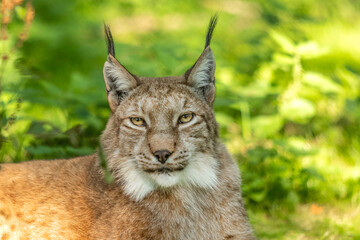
[250,203,360,240]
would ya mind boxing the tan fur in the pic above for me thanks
[0,21,256,240]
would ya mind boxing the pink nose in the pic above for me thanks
[153,150,172,164]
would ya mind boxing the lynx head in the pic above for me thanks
[101,16,221,201]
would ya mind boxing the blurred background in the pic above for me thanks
[1,0,359,239]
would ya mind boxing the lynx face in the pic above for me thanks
[101,17,221,201]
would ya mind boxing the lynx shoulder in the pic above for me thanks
[0,16,256,240]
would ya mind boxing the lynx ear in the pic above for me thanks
[185,15,217,105]
[185,47,216,104]
[103,25,138,112]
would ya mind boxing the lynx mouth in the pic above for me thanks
[143,166,185,174]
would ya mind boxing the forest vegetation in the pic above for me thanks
[0,0,359,239]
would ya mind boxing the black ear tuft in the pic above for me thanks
[205,14,218,49]
[104,24,115,57]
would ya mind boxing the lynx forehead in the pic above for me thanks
[101,17,220,201]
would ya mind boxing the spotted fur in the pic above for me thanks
[0,16,256,240]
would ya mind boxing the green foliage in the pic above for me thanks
[250,202,360,239]
[0,1,34,162]
[1,0,360,225]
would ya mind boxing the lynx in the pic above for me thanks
[0,16,256,239]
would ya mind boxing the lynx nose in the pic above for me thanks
[153,150,172,164]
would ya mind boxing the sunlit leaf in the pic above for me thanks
[302,72,342,94]
[296,41,327,59]
[279,98,316,123]
[269,30,296,54]
[254,63,274,83]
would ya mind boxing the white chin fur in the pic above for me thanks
[115,153,219,202]
[150,173,180,188]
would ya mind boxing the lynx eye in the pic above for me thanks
[130,117,146,126]
[179,113,194,124]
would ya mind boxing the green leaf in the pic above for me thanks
[251,115,284,138]
[269,30,296,54]
[249,191,267,202]
[286,191,300,210]
[274,138,317,156]
[14,6,27,21]
[336,68,360,98]
[216,112,234,127]
[301,168,325,181]
[273,53,294,66]
[40,81,65,97]
[279,98,316,123]
[302,72,342,94]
